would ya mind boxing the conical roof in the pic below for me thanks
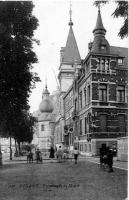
[91,8,110,54]
[62,18,81,65]
[93,9,106,35]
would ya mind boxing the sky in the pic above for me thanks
[29,0,128,113]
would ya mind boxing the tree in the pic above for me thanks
[14,112,37,155]
[94,0,128,39]
[0,2,40,159]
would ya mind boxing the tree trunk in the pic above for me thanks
[10,135,12,160]
[18,142,21,155]
[15,139,18,157]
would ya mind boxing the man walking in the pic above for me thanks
[107,148,114,172]
[73,147,79,164]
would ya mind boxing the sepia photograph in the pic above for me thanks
[0,0,128,200]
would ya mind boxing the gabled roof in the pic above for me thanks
[110,46,128,68]
[62,26,81,65]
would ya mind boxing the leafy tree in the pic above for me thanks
[94,0,128,39]
[14,112,37,154]
[0,2,40,159]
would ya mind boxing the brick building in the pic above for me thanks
[54,7,128,155]
[72,8,128,155]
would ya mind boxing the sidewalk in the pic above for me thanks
[2,155,128,170]
[80,156,128,170]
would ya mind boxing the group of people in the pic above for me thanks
[99,144,114,172]
[27,145,114,172]
[56,146,79,164]
[27,148,42,164]
[27,146,80,164]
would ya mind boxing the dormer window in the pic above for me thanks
[118,58,123,65]
[101,45,105,50]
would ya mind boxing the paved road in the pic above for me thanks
[0,158,127,200]
[3,155,128,170]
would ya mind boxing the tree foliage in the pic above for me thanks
[94,0,128,39]
[14,112,37,144]
[0,2,40,144]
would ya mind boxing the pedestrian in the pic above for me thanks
[27,150,33,163]
[73,147,79,164]
[36,148,42,163]
[99,144,107,168]
[107,148,114,172]
[57,146,63,163]
[49,146,55,159]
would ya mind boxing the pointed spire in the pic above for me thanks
[42,84,50,98]
[91,7,110,54]
[93,7,106,36]
[69,2,73,26]
[62,4,81,65]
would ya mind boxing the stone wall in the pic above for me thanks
[117,137,128,161]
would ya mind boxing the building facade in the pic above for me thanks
[55,7,128,155]
[54,8,81,149]
[32,86,55,152]
[72,8,128,155]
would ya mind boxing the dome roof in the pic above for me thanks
[39,85,54,113]
[39,98,54,113]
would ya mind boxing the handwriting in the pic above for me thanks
[8,183,80,190]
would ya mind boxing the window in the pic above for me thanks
[69,133,73,145]
[97,58,101,70]
[101,45,105,50]
[85,144,87,152]
[80,119,82,135]
[105,59,109,71]
[118,58,123,65]
[99,84,107,102]
[41,124,44,131]
[87,85,90,104]
[117,86,125,102]
[118,115,125,133]
[75,99,77,112]
[79,91,82,109]
[84,87,86,105]
[100,115,107,132]
[89,144,91,152]
[101,59,105,71]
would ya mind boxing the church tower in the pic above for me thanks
[58,5,81,92]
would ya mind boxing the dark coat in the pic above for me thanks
[49,147,55,158]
